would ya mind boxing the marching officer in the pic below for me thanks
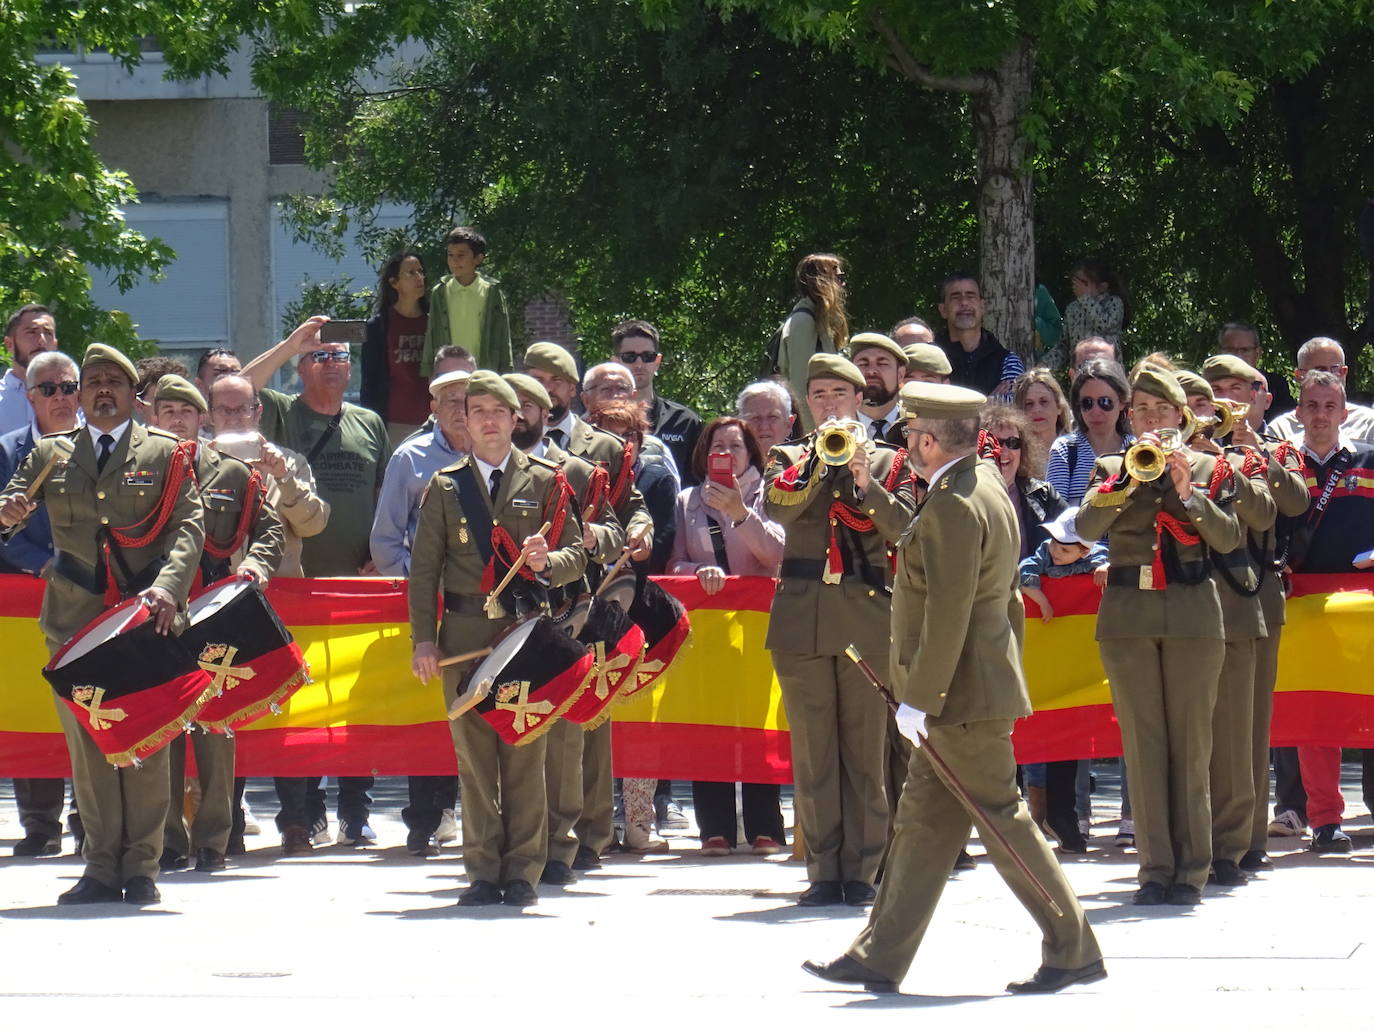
[0,344,205,905]
[764,352,915,907]
[150,374,284,874]
[409,371,587,907]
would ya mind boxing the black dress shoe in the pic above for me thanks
[952,849,977,871]
[195,848,227,872]
[57,876,122,905]
[13,833,59,857]
[842,881,876,906]
[801,955,898,993]
[457,880,503,906]
[502,879,538,907]
[1238,849,1271,872]
[540,860,577,885]
[1132,881,1168,905]
[1006,959,1107,994]
[406,829,439,857]
[159,849,188,872]
[797,880,844,906]
[571,845,602,871]
[1166,882,1202,906]
[123,876,161,905]
[1209,860,1247,886]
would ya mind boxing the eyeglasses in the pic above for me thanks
[1078,395,1115,412]
[308,350,351,364]
[33,381,78,397]
[211,404,259,418]
[996,436,1023,450]
[617,351,658,364]
[902,427,939,443]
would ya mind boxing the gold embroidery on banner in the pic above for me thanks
[494,680,555,733]
[590,641,632,700]
[198,643,257,695]
[70,686,126,730]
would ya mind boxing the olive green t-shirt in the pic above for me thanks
[259,388,392,576]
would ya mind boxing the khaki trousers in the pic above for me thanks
[165,729,236,855]
[848,720,1100,984]
[544,717,584,865]
[1100,636,1222,890]
[773,651,889,884]
[1209,637,1258,865]
[574,721,615,854]
[1249,630,1282,850]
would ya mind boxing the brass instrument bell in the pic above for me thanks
[1124,427,1183,482]
[816,419,866,466]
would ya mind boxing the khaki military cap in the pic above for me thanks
[898,380,986,419]
[1175,370,1214,401]
[466,369,520,410]
[153,374,207,413]
[1202,354,1261,385]
[522,341,579,383]
[807,352,865,389]
[504,372,551,410]
[1131,363,1187,408]
[82,343,138,385]
[847,332,906,367]
[428,369,472,398]
[903,343,953,377]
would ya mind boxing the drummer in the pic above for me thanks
[409,371,588,907]
[504,372,625,887]
[149,374,284,874]
[0,343,205,907]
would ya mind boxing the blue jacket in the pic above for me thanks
[0,424,54,576]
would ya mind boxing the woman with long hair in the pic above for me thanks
[778,253,848,429]
[362,249,429,442]
[1014,368,1072,457]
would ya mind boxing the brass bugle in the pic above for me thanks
[1124,427,1183,482]
[1212,398,1250,437]
[815,419,865,466]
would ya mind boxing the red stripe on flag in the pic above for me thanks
[1012,704,1122,764]
[612,722,794,783]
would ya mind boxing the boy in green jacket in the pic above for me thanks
[422,226,513,374]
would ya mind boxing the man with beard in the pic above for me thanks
[0,305,61,435]
[934,273,1024,400]
[848,333,907,443]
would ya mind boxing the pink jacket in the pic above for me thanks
[668,466,784,577]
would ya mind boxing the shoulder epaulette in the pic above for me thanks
[145,426,180,441]
[527,453,559,470]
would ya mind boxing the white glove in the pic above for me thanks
[895,703,927,746]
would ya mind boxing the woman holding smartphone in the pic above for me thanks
[668,417,787,854]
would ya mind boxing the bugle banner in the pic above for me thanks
[1,573,1372,780]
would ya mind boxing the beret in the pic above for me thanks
[503,372,551,410]
[903,343,953,377]
[466,369,520,411]
[1131,363,1187,408]
[82,343,138,385]
[1175,370,1214,401]
[1202,354,1261,384]
[522,341,579,383]
[847,332,906,368]
[153,374,207,413]
[807,352,865,389]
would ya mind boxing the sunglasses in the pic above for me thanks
[33,381,79,397]
[996,436,1023,450]
[308,350,351,364]
[1078,396,1116,412]
[617,350,658,364]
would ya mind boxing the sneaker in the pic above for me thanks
[337,821,377,846]
[241,801,261,836]
[700,836,732,857]
[1114,819,1135,848]
[436,808,459,844]
[309,815,330,847]
[655,797,689,830]
[750,836,781,856]
[625,820,669,853]
[1267,810,1306,837]
[1310,823,1353,853]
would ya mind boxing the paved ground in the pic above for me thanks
[2,768,1374,1026]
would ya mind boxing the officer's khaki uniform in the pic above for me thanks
[1077,450,1242,891]
[165,446,284,858]
[847,455,1100,982]
[1206,448,1276,866]
[764,437,913,885]
[1,424,204,890]
[408,447,586,886]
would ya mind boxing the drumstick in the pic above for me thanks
[593,548,634,598]
[446,677,493,720]
[437,646,493,669]
[483,521,552,618]
[24,451,62,502]
[844,644,1064,918]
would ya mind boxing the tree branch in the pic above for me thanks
[868,7,991,95]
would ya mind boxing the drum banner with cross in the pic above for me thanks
[468,615,597,746]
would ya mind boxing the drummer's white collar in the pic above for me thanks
[548,410,576,442]
[473,450,512,485]
[529,439,549,460]
[86,420,130,451]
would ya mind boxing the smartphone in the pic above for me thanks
[212,431,262,463]
[708,452,734,487]
[319,319,367,345]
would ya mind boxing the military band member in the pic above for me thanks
[409,371,587,906]
[151,375,284,873]
[0,344,205,905]
[1077,364,1243,906]
[764,353,915,907]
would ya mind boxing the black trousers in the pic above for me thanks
[1043,760,1084,846]
[691,781,785,847]
[273,775,373,832]
[402,775,459,835]
[1272,747,1307,821]
[12,778,67,838]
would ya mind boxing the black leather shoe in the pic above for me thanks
[195,848,227,872]
[571,845,602,871]
[1006,959,1107,994]
[1209,860,1247,886]
[801,955,898,993]
[1238,848,1271,871]
[57,876,122,905]
[502,879,538,907]
[159,849,187,872]
[13,833,59,857]
[540,860,577,885]
[1166,883,1202,906]
[797,880,844,906]
[123,876,161,905]
[1132,882,1168,905]
[842,881,876,906]
[952,849,977,871]
[457,880,503,906]
[406,829,439,857]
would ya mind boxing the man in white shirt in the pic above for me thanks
[1267,337,1374,443]
[0,304,61,436]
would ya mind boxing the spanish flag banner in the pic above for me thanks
[0,573,1371,780]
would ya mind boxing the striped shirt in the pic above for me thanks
[1045,431,1133,505]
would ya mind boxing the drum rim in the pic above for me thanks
[47,596,151,670]
[187,575,253,622]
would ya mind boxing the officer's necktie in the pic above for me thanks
[870,418,887,441]
[547,429,565,448]
[488,467,503,500]
[96,433,115,472]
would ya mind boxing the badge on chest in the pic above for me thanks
[123,471,157,487]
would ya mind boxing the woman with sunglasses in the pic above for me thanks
[776,253,847,431]
[1045,358,1132,505]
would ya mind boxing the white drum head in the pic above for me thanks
[188,578,251,625]
[54,599,145,668]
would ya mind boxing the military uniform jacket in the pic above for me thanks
[892,454,1029,723]
[1,424,205,644]
[408,447,588,647]
[762,437,915,657]
[1077,449,1242,641]
[544,440,624,565]
[195,445,285,584]
[1255,442,1310,628]
[1209,447,1278,642]
[563,415,652,543]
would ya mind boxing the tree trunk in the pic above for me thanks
[972,39,1036,361]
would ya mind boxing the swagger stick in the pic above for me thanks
[482,521,552,618]
[844,644,1063,918]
